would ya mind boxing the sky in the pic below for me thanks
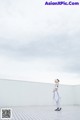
[0,0,80,85]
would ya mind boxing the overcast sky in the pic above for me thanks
[0,0,80,85]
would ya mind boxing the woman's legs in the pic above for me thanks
[55,92,61,111]
[56,99,60,108]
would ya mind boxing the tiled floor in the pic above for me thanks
[0,106,80,120]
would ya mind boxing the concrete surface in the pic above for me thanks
[0,106,79,120]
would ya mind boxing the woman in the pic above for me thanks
[53,79,62,111]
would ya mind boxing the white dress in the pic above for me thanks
[53,83,60,102]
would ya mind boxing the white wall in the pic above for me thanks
[74,85,80,105]
[0,79,79,107]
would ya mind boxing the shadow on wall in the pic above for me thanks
[0,79,79,106]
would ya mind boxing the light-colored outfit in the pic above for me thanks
[53,83,61,108]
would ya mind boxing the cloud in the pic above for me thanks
[0,33,80,74]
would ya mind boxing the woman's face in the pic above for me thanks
[55,79,58,83]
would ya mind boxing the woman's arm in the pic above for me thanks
[54,84,59,92]
[53,88,57,92]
